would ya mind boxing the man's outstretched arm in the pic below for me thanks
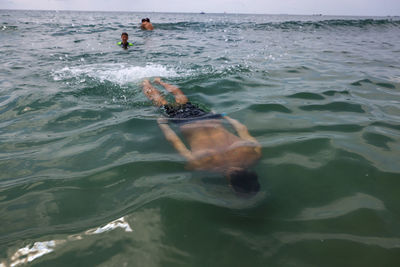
[223,115,262,155]
[157,118,193,160]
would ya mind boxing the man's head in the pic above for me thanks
[141,18,151,25]
[227,168,260,196]
[121,32,128,43]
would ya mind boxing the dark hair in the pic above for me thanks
[121,32,128,37]
[229,169,260,196]
[142,18,150,22]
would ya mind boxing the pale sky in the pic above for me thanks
[1,0,400,16]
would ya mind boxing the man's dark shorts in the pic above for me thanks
[162,102,222,124]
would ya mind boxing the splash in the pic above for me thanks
[53,63,179,85]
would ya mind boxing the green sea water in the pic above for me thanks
[1,10,400,266]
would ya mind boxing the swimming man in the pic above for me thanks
[141,18,154,30]
[117,32,133,49]
[142,78,262,195]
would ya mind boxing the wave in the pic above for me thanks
[155,18,400,32]
[255,18,400,30]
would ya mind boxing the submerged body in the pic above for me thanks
[143,78,261,194]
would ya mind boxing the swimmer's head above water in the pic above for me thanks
[118,32,133,49]
[141,18,154,30]
[121,32,128,42]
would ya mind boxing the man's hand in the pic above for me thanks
[223,116,262,156]
[157,117,168,124]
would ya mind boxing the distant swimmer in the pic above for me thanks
[117,32,133,49]
[141,18,154,30]
[142,78,262,196]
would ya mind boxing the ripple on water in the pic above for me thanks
[362,132,395,150]
[351,78,397,89]
[287,92,325,100]
[322,90,350,96]
[248,103,293,113]
[299,102,365,113]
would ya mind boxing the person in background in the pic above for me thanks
[142,78,262,196]
[117,32,133,49]
[141,18,154,30]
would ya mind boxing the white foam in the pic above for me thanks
[85,216,133,234]
[53,63,179,85]
[6,217,132,266]
[9,240,65,266]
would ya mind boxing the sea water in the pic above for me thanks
[1,10,400,266]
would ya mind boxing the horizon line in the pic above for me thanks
[1,8,399,17]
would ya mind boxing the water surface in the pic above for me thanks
[1,10,400,266]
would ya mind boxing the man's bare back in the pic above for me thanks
[179,119,261,172]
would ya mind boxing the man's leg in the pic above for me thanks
[142,79,168,107]
[154,78,188,104]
